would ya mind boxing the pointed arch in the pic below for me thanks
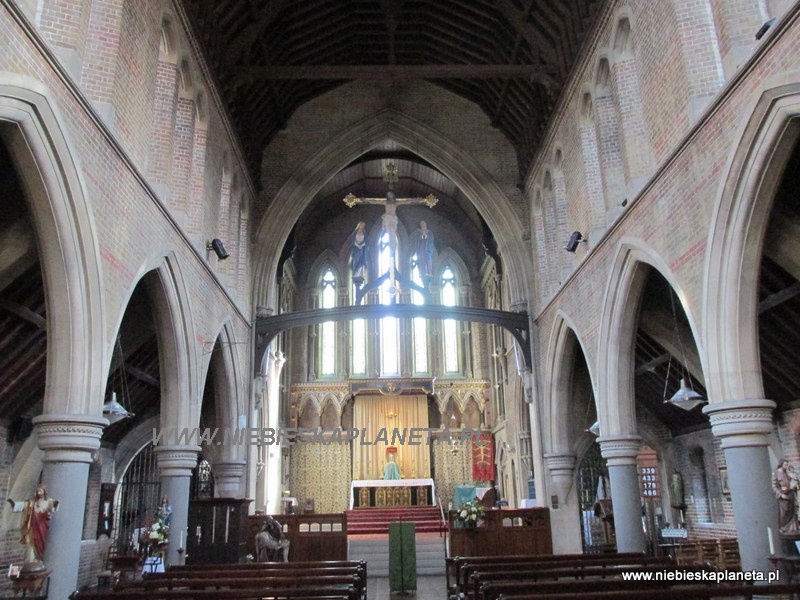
[0,77,105,415]
[203,321,245,461]
[253,109,531,315]
[542,314,598,455]
[138,256,198,431]
[705,84,800,401]
[598,239,703,436]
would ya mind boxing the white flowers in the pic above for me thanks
[455,500,485,527]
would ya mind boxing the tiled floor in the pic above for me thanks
[368,575,446,599]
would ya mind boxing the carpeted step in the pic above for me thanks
[346,506,447,535]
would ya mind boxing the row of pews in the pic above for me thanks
[673,538,741,570]
[446,552,800,600]
[70,560,367,600]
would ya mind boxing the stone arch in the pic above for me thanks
[159,15,178,63]
[542,313,597,455]
[253,109,531,317]
[612,16,633,57]
[705,84,800,401]
[594,56,612,97]
[133,256,198,432]
[306,250,343,292]
[178,58,193,99]
[320,396,340,430]
[0,77,105,415]
[434,248,470,292]
[203,321,245,461]
[598,239,701,436]
[580,90,594,122]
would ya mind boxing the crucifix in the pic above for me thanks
[344,163,438,302]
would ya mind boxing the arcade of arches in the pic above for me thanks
[2,0,800,598]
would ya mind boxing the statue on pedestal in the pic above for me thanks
[383,447,400,480]
[9,485,59,573]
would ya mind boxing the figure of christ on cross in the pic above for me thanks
[343,163,438,296]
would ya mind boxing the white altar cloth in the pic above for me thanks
[350,478,436,508]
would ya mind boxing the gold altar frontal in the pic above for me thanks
[350,478,436,508]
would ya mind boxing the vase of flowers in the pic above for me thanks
[139,497,171,557]
[455,499,485,529]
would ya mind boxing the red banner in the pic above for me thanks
[471,433,494,482]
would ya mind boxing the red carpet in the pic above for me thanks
[346,506,447,535]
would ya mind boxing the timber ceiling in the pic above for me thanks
[179,0,605,180]
[2,3,800,450]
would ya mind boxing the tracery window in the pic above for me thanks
[410,255,429,374]
[441,266,460,373]
[378,231,399,375]
[320,268,337,376]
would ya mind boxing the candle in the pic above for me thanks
[179,528,184,548]
[768,526,775,555]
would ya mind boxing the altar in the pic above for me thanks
[350,478,436,509]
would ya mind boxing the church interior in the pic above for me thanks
[2,0,800,598]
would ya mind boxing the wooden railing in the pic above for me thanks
[246,513,348,561]
[448,508,552,558]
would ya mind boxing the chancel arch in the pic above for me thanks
[252,106,532,315]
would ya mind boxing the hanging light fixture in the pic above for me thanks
[103,337,134,424]
[663,290,705,411]
[586,421,601,436]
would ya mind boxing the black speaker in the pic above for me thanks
[209,238,230,260]
[565,231,584,253]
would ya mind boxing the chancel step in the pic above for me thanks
[346,506,446,535]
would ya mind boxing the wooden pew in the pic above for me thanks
[476,564,715,600]
[480,576,710,600]
[70,586,357,600]
[168,560,363,573]
[143,563,367,598]
[446,552,651,596]
[495,582,800,599]
[125,574,360,590]
[154,561,367,599]
[458,554,674,598]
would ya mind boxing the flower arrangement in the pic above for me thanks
[455,499,485,529]
[139,497,171,556]
[139,518,169,555]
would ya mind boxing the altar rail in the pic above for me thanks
[247,513,348,561]
[448,508,552,558]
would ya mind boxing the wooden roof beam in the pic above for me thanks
[233,64,553,81]
[493,0,559,65]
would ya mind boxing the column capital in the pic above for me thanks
[543,453,577,472]
[154,445,201,477]
[32,414,107,463]
[598,434,642,467]
[702,399,776,449]
[544,453,577,505]
[213,460,247,497]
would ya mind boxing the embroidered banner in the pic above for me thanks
[471,432,494,481]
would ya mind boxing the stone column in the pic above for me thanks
[544,453,581,553]
[155,445,200,566]
[33,414,106,600]
[265,352,286,514]
[598,434,645,553]
[214,460,247,498]
[703,399,777,575]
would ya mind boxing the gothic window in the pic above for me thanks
[410,256,429,374]
[320,268,337,376]
[378,231,399,375]
[441,266,459,373]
